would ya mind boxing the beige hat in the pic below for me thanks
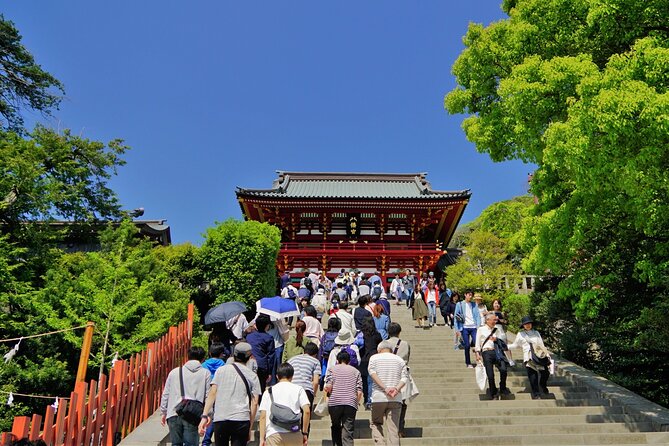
[473,293,483,300]
[334,329,354,345]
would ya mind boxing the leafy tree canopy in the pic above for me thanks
[199,219,281,307]
[446,0,669,407]
[0,15,64,131]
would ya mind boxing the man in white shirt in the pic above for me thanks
[475,313,509,400]
[368,340,409,446]
[259,363,311,446]
[333,301,357,341]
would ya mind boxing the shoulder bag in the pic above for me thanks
[267,387,301,432]
[231,363,252,405]
[175,367,206,426]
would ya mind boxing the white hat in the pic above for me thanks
[334,330,354,345]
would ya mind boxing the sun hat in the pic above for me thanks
[519,316,534,328]
[334,329,354,345]
[473,293,483,300]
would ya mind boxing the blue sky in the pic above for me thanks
[3,2,531,244]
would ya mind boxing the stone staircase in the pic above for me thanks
[307,304,669,445]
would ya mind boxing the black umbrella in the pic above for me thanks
[204,301,247,326]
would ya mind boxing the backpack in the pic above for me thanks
[267,387,301,432]
[303,277,313,290]
[321,331,338,361]
[372,285,382,299]
[341,345,359,368]
[287,287,297,300]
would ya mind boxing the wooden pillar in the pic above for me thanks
[76,321,96,383]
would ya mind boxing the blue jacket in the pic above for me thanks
[454,300,481,331]
[202,358,226,377]
[246,331,275,371]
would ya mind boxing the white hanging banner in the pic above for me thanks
[6,392,13,406]
[3,337,22,364]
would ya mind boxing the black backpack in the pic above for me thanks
[304,277,313,290]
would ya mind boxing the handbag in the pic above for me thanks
[314,394,329,417]
[174,367,205,426]
[529,343,550,367]
[401,367,420,402]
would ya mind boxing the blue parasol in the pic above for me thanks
[256,296,300,319]
[204,301,247,326]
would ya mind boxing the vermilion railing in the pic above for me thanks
[281,242,442,251]
[1,303,194,446]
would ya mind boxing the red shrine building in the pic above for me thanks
[236,171,470,284]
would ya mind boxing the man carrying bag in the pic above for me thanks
[161,347,211,446]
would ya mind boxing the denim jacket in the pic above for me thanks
[454,301,481,331]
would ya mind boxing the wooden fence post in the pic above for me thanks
[76,322,95,383]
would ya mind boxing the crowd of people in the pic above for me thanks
[159,268,551,446]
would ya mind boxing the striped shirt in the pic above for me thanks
[287,354,320,394]
[368,352,409,403]
[325,364,362,409]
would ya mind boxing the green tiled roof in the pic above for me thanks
[236,172,471,200]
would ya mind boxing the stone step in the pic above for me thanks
[306,432,669,445]
[308,413,648,428]
[307,422,656,440]
[367,391,602,401]
[363,385,588,396]
[312,405,627,418]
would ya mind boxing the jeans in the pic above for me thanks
[329,405,357,446]
[404,290,413,308]
[167,416,199,446]
[482,350,507,396]
[461,327,477,365]
[201,423,214,446]
[213,420,250,446]
[427,301,437,325]
[371,401,402,446]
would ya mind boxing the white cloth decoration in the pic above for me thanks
[6,392,13,406]
[111,351,119,368]
[51,397,59,414]
[3,338,22,363]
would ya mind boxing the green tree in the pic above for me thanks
[36,220,191,377]
[0,15,64,131]
[199,219,281,307]
[445,0,669,406]
[445,230,521,299]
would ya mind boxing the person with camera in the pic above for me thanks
[160,347,211,446]
[507,316,551,399]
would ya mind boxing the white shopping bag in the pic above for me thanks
[314,394,329,417]
[475,363,487,391]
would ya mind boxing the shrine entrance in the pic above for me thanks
[236,172,470,284]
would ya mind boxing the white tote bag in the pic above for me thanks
[475,363,487,391]
[401,373,420,403]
